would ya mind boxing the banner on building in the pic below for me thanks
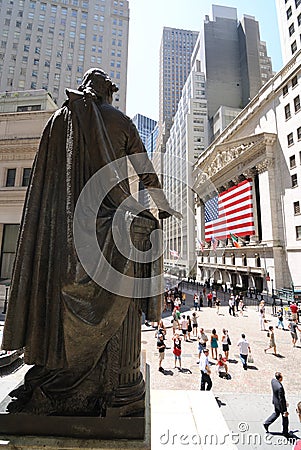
[204,179,255,241]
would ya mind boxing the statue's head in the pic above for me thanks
[78,68,119,102]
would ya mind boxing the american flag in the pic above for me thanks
[205,179,255,241]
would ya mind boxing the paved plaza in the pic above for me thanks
[142,289,301,449]
[1,289,301,449]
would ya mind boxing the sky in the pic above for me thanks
[126,0,282,120]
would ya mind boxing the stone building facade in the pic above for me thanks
[194,50,301,297]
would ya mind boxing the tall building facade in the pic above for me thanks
[154,27,198,178]
[162,5,273,277]
[194,49,301,298]
[163,58,208,277]
[199,5,273,141]
[276,0,301,65]
[159,27,199,128]
[132,113,157,207]
[0,0,129,110]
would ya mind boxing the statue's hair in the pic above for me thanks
[78,68,119,93]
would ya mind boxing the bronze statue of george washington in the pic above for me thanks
[1,69,180,416]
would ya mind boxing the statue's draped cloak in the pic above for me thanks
[2,92,164,371]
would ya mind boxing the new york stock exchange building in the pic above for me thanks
[194,50,301,302]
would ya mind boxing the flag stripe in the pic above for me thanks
[205,179,255,241]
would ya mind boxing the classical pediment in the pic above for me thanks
[193,132,277,192]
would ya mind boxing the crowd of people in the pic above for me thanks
[155,286,301,443]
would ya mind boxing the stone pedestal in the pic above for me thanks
[0,364,150,449]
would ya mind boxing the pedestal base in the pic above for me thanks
[0,366,150,449]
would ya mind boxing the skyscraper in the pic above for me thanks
[159,27,199,129]
[0,0,129,110]
[154,27,198,182]
[275,0,301,65]
[132,113,157,207]
[199,5,273,141]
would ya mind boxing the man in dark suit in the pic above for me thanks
[263,372,289,437]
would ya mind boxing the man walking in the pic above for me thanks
[263,372,289,438]
[237,333,251,370]
[199,349,212,391]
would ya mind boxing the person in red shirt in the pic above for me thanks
[207,291,213,308]
[290,302,299,322]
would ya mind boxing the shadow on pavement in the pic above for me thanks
[215,396,227,408]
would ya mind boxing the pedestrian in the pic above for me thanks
[199,348,212,391]
[212,289,217,305]
[238,299,244,316]
[237,333,251,370]
[157,334,166,372]
[276,309,285,330]
[290,301,299,322]
[215,297,221,314]
[288,319,301,347]
[229,295,235,316]
[182,292,186,305]
[207,291,213,308]
[259,301,267,331]
[221,328,231,360]
[180,315,188,341]
[197,328,208,359]
[263,372,290,438]
[216,353,229,378]
[172,331,182,370]
[187,315,192,341]
[174,296,181,310]
[193,293,199,311]
[264,326,277,355]
[172,307,180,333]
[210,328,218,359]
[157,319,166,339]
[235,294,240,312]
[293,401,301,449]
[191,312,198,337]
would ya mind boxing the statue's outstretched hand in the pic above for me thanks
[159,208,183,220]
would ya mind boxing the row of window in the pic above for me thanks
[287,125,301,145]
[4,168,31,188]
[289,148,301,168]
[287,0,301,21]
[283,74,298,96]
[284,94,300,119]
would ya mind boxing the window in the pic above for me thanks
[296,225,301,239]
[296,0,301,7]
[294,95,300,112]
[297,126,301,140]
[0,224,20,279]
[292,173,298,187]
[289,23,295,36]
[292,75,298,87]
[298,13,301,26]
[285,103,291,119]
[288,132,294,145]
[6,169,16,187]
[21,168,31,186]
[294,201,300,215]
[287,6,292,19]
[291,40,297,54]
[290,155,296,168]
